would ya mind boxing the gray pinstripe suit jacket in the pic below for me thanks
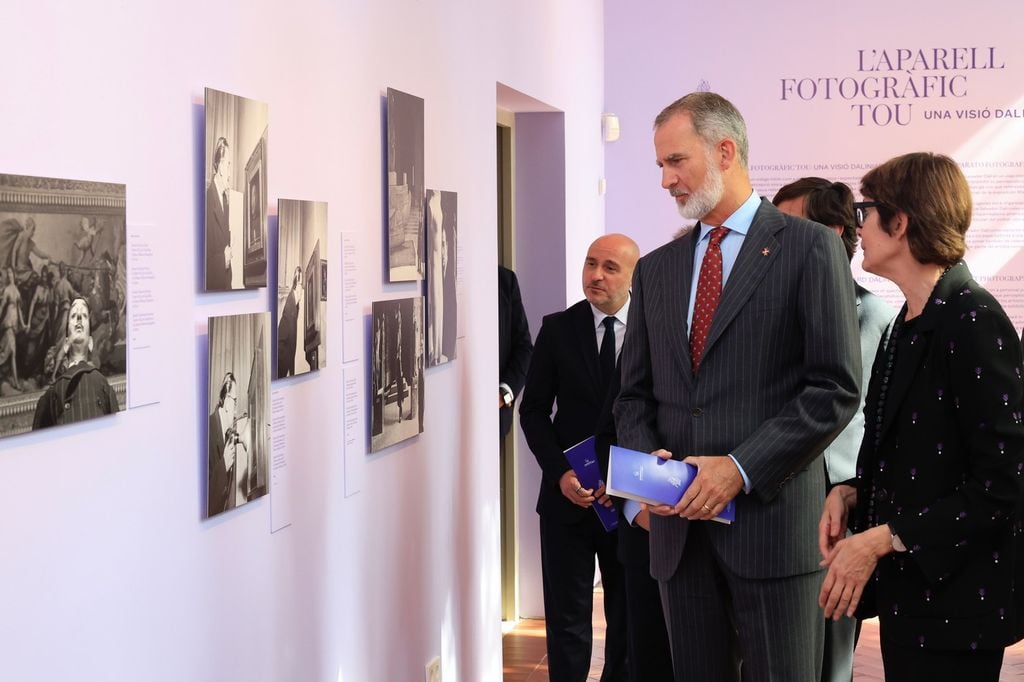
[614,199,861,581]
[822,285,895,486]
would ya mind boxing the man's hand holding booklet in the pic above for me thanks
[606,445,736,524]
[563,436,618,531]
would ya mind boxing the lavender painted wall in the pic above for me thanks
[515,113,569,334]
[0,1,606,680]
[605,0,1024,328]
[512,111,568,618]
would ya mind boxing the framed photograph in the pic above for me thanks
[425,189,457,367]
[207,312,270,518]
[0,173,126,439]
[370,297,423,452]
[275,199,327,378]
[204,87,268,291]
[386,87,424,282]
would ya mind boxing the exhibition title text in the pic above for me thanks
[780,47,1004,127]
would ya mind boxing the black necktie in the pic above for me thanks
[600,316,617,385]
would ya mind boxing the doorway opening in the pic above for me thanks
[496,82,566,625]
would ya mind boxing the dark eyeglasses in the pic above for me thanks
[853,201,879,227]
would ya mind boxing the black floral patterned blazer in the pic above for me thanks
[852,261,1024,652]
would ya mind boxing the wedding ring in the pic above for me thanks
[702,503,713,512]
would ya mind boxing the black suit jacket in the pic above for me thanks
[277,289,299,376]
[205,180,231,291]
[852,262,1024,651]
[595,361,652,567]
[499,266,532,436]
[521,299,611,523]
[615,199,861,580]
[208,410,233,517]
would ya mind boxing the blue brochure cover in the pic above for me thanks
[563,436,618,532]
[606,445,735,524]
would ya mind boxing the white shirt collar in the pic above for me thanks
[590,296,630,330]
[697,189,759,239]
[213,173,229,200]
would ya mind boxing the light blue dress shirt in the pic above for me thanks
[685,190,760,327]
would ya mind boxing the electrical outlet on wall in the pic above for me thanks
[425,656,441,682]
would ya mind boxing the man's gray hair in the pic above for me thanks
[654,92,749,169]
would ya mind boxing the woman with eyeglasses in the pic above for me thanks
[817,152,1024,680]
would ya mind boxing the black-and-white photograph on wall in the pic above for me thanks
[425,189,456,367]
[0,173,126,439]
[275,199,327,378]
[208,312,270,518]
[386,87,424,282]
[370,297,423,453]
[204,87,268,291]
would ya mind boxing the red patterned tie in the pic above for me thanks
[690,226,730,373]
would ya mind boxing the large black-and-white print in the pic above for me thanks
[425,189,456,366]
[207,312,270,518]
[204,87,268,291]
[370,297,423,452]
[0,173,126,439]
[386,88,424,282]
[275,199,327,378]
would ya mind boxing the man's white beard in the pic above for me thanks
[676,154,725,222]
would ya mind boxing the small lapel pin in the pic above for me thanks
[761,248,770,257]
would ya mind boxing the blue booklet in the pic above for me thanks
[606,445,735,524]
[563,436,618,532]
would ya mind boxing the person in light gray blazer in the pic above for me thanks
[614,92,861,682]
[774,177,896,682]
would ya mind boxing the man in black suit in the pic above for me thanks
[615,92,861,681]
[208,371,239,517]
[595,371,675,682]
[498,266,532,437]
[520,234,638,682]
[205,136,232,291]
[277,267,302,378]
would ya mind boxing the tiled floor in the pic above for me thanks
[502,587,1024,681]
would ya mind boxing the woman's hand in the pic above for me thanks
[818,524,892,620]
[818,484,856,559]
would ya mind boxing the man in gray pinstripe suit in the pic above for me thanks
[614,92,861,681]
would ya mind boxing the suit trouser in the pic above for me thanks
[820,613,859,682]
[658,523,824,682]
[539,513,628,682]
[622,556,673,682]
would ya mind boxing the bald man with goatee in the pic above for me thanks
[520,234,638,682]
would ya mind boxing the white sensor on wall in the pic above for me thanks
[602,113,620,142]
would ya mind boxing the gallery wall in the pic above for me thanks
[0,1,606,681]
[604,0,1024,330]
[510,110,568,618]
